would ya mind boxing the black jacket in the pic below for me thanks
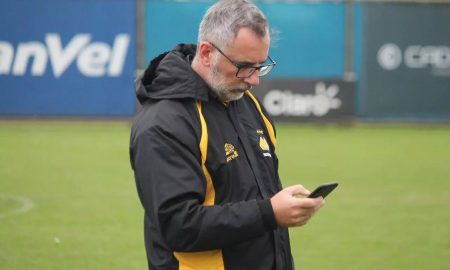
[130,44,294,270]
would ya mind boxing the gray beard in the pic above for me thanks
[207,64,251,102]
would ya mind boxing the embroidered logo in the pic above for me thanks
[225,143,239,163]
[257,130,272,157]
[259,136,270,152]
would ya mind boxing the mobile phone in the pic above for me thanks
[307,182,339,198]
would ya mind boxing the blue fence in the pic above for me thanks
[145,1,358,78]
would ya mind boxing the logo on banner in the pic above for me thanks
[263,82,342,117]
[0,33,130,78]
[377,43,450,76]
[377,43,402,70]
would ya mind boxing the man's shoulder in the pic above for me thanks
[143,98,196,116]
[132,98,201,138]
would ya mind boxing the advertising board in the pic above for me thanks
[361,4,450,120]
[0,0,136,116]
[254,79,355,122]
[145,1,348,78]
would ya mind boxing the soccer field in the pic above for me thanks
[0,121,449,270]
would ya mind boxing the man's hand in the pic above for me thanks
[270,185,325,228]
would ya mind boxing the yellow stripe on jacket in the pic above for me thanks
[245,91,276,148]
[173,100,225,270]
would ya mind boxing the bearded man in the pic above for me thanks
[130,1,324,269]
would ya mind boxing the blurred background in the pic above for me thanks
[0,0,449,269]
[1,0,450,121]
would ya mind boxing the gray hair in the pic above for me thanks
[197,0,268,50]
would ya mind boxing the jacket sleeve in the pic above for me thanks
[130,101,277,252]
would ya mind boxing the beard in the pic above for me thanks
[207,60,252,102]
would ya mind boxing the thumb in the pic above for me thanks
[284,184,311,197]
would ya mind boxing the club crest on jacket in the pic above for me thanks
[225,143,239,163]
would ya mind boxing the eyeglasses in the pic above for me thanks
[209,42,276,78]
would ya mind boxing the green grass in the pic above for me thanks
[0,121,449,269]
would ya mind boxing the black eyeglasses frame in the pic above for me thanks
[209,42,276,78]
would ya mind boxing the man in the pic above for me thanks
[129,0,324,269]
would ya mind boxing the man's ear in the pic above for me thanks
[198,41,214,67]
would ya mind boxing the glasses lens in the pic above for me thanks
[259,64,274,77]
[237,67,256,78]
[236,59,275,78]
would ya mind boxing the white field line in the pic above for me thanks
[0,193,35,219]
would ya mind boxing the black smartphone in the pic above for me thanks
[307,182,339,198]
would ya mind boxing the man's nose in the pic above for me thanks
[243,70,260,87]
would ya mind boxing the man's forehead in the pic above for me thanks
[227,28,269,58]
[233,27,270,45]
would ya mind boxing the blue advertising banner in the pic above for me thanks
[0,0,136,116]
[145,1,350,78]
